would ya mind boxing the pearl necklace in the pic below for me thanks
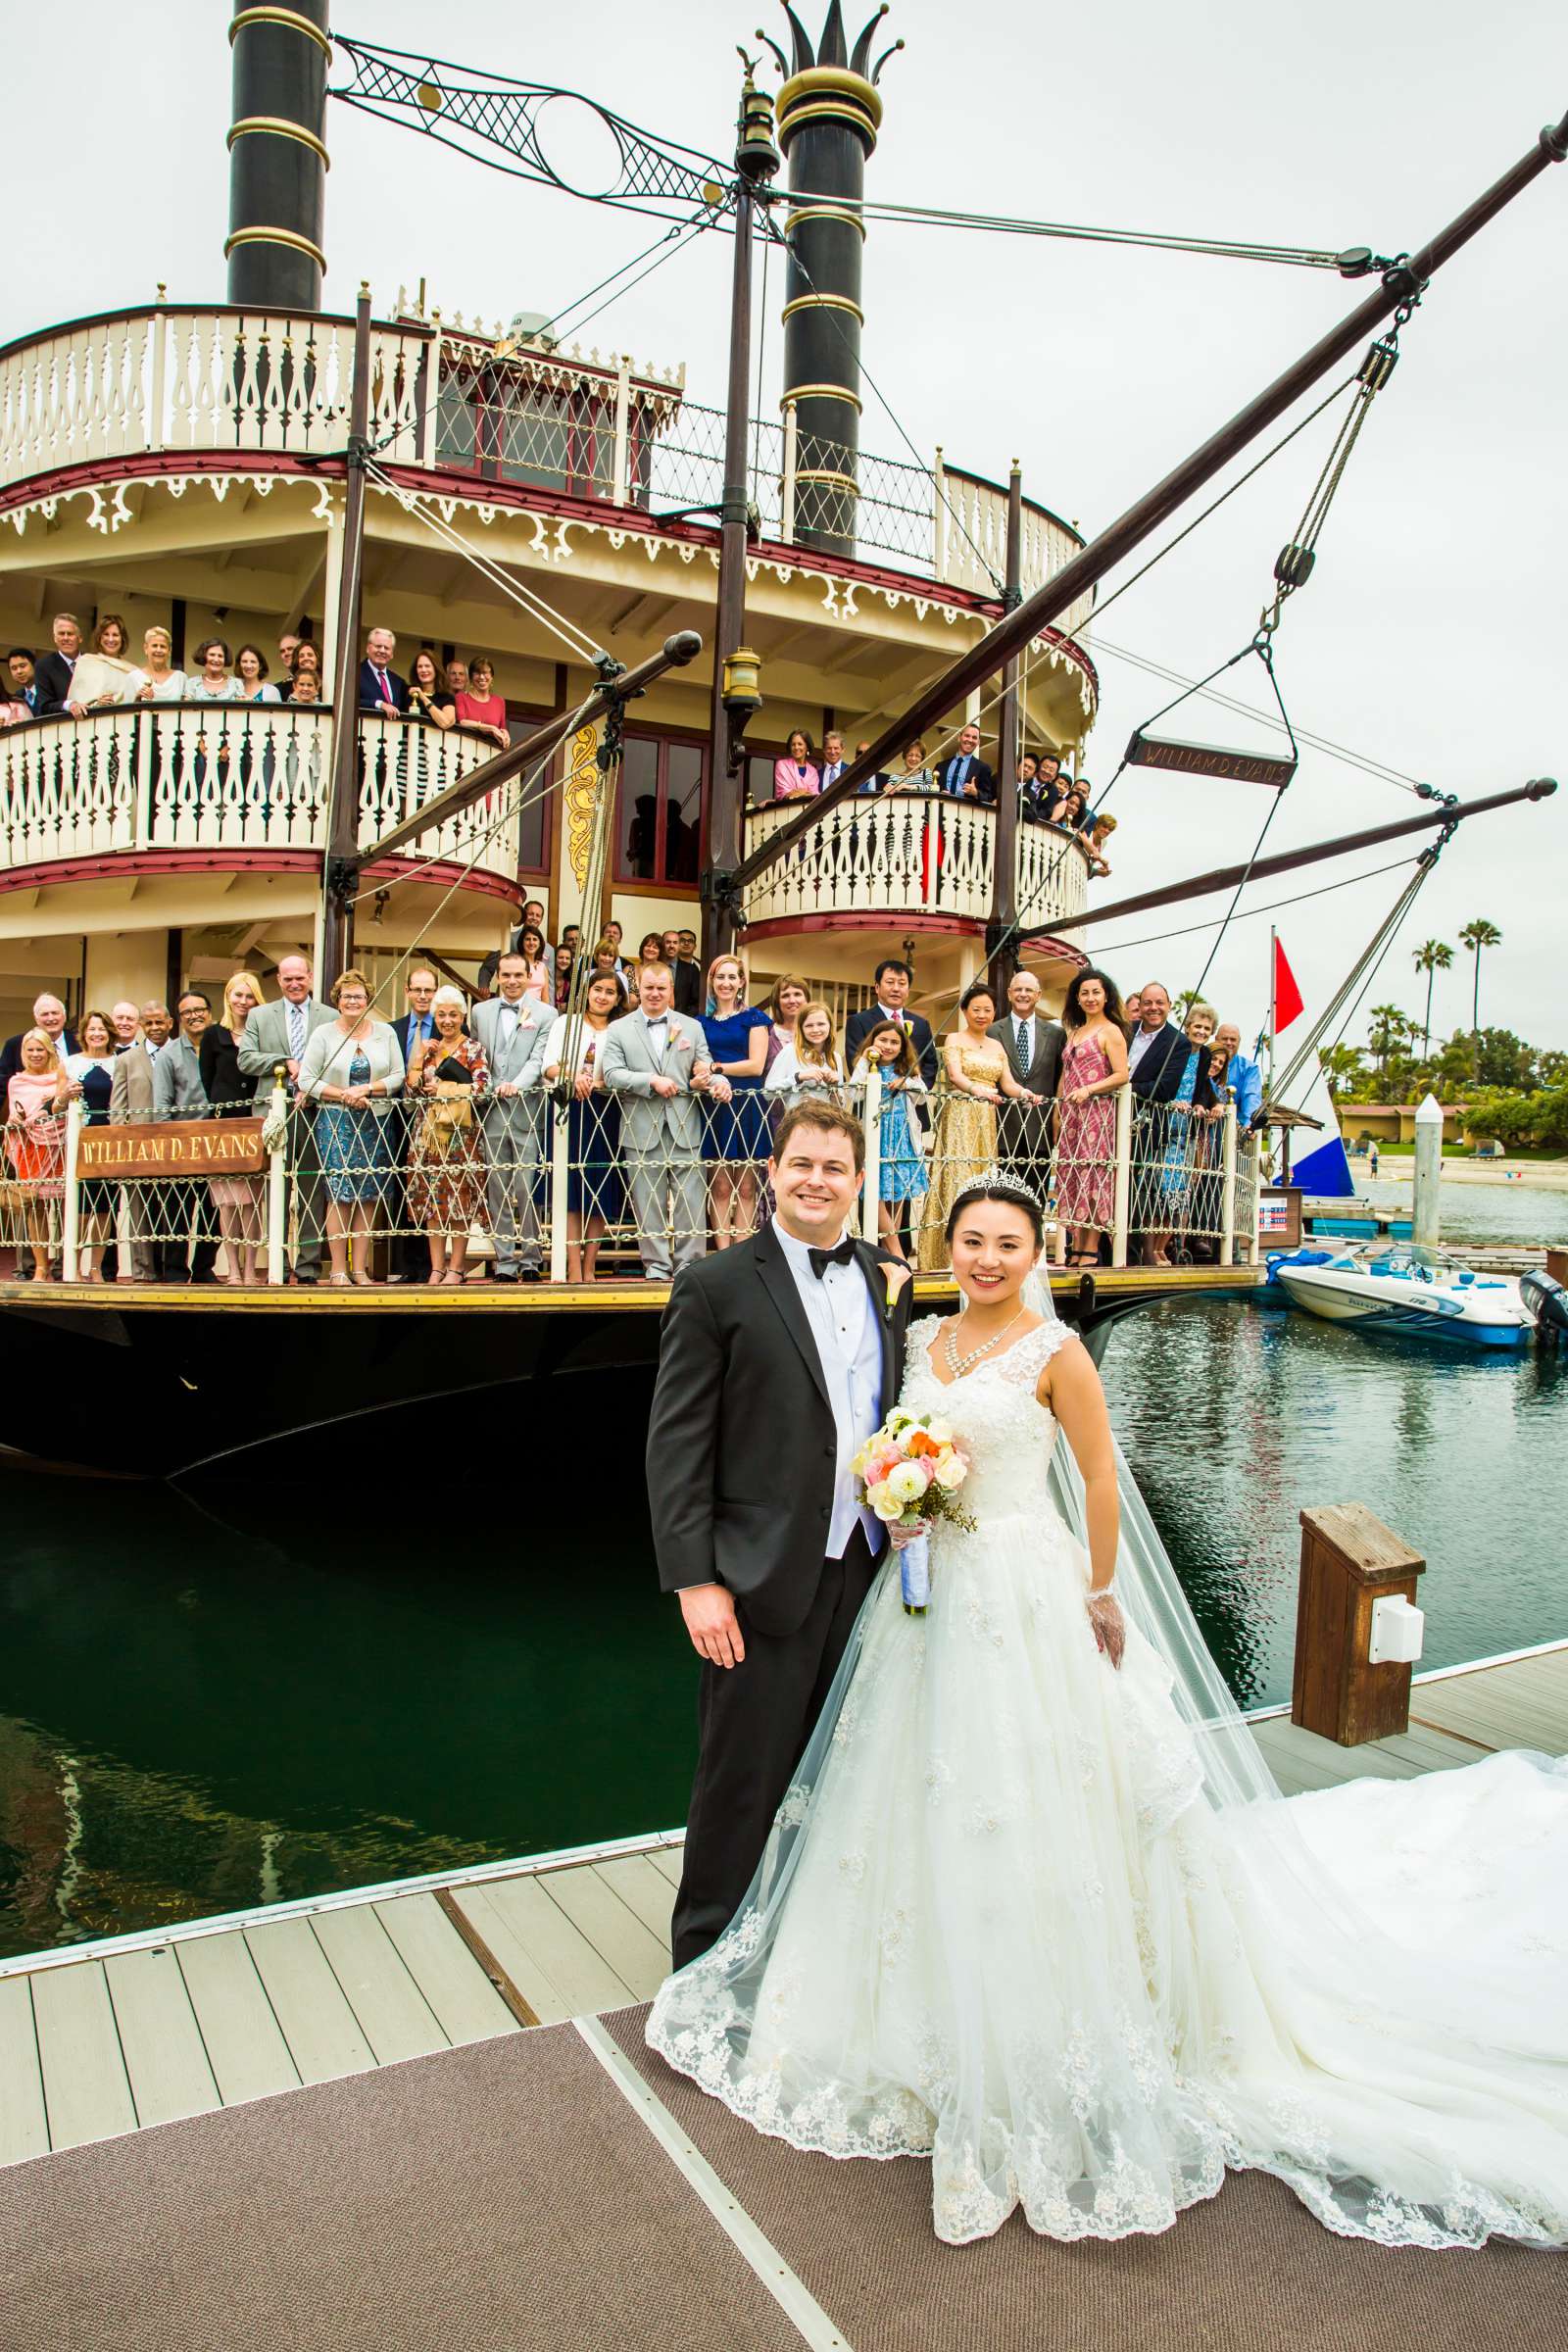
[944,1304,1026,1380]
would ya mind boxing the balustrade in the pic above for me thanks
[0,307,1094,644]
[740,791,1089,936]
[0,706,510,880]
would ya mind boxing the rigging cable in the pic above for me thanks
[1090,852,1425,959]
[781,186,1364,271]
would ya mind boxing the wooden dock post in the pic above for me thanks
[1292,1503,1425,1745]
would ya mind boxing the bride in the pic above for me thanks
[648,1171,1568,2249]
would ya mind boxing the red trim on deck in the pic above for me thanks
[0,448,1099,694]
[0,848,520,903]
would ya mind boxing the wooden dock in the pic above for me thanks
[2,1639,1564,2171]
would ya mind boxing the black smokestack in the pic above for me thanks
[775,4,899,558]
[225,0,331,309]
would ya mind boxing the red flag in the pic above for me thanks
[1273,935,1304,1033]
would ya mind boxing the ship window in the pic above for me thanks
[615,732,706,889]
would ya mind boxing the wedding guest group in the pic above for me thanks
[1,917,1256,1283]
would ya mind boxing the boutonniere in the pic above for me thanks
[881,1262,913,1323]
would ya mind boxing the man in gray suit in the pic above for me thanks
[151,989,218,1281]
[237,953,336,1282]
[600,961,729,1278]
[996,968,1064,1200]
[469,952,554,1281]
[108,999,172,1282]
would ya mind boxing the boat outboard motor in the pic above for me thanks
[1520,1269,1568,1347]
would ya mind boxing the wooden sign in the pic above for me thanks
[1124,729,1298,790]
[78,1118,268,1179]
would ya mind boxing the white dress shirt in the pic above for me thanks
[1128,1023,1161,1074]
[643,1012,669,1062]
[771,1217,884,1557]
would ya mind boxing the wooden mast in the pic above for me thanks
[319,283,372,989]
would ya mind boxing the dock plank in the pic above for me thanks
[243,1919,376,2086]
[176,1928,301,2107]
[646,1843,684,1890]
[1414,1663,1568,1754]
[452,1885,571,2027]
[457,1878,634,2021]
[543,1866,671,2002]
[0,1975,48,2166]
[311,1905,449,2067]
[104,1946,220,2130]
[372,1892,518,2048]
[31,1962,137,2151]
[594,1854,677,1947]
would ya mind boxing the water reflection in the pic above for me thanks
[2,1302,1565,1956]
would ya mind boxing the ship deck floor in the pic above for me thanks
[2,1638,1563,2179]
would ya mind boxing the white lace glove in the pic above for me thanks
[1085,1588,1125,1669]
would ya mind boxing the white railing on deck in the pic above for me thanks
[0,708,510,879]
[0,308,429,474]
[0,307,1093,649]
[741,792,1089,937]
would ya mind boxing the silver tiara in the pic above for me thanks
[953,1165,1045,1214]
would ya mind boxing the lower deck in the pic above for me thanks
[3,1639,1564,2170]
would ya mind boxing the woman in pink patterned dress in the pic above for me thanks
[1054,967,1129,1264]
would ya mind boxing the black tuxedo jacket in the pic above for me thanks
[936,753,997,806]
[1130,1023,1216,1109]
[0,1029,77,1090]
[358,659,409,714]
[34,653,78,717]
[647,1222,914,1637]
[844,1004,937,1090]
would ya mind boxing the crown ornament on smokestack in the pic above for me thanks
[225,0,331,309]
[765,4,901,558]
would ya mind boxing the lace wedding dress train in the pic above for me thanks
[647,1317,1568,2249]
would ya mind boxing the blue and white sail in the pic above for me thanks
[1287,1051,1355,1198]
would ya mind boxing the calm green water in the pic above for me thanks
[3,1296,1565,1958]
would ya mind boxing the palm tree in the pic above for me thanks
[1321,1043,1364,1100]
[1458,918,1502,1078]
[1411,939,1452,1055]
[1367,1003,1406,1080]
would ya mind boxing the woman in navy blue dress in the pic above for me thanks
[700,953,771,1250]
[540,969,626,1283]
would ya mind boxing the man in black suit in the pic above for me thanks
[0,993,77,1090]
[358,626,409,717]
[6,650,43,718]
[844,959,937,1089]
[936,721,996,806]
[996,968,1064,1195]
[388,965,440,1280]
[648,1099,914,1970]
[1129,983,1215,1264]
[675,930,704,1013]
[662,929,701,1016]
[34,613,84,717]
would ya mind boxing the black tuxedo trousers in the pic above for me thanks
[671,1521,879,1971]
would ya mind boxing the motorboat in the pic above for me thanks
[1265,1245,1537,1348]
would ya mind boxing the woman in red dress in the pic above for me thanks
[455,657,510,751]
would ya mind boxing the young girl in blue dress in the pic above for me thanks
[850,1015,928,1258]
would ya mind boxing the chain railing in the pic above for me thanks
[4,1054,1260,1287]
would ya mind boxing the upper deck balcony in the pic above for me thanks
[0,703,514,899]
[0,303,1094,638]
[741,790,1090,958]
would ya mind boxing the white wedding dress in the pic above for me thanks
[647,1315,1568,2249]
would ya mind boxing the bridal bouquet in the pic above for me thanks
[853,1409,975,1616]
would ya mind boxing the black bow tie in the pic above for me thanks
[808,1238,858,1280]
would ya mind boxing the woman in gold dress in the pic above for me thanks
[917,980,1044,1268]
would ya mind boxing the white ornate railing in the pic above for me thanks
[740,792,1089,936]
[933,463,1093,636]
[0,708,511,880]
[0,306,1093,644]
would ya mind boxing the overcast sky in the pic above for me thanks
[12,0,1563,1056]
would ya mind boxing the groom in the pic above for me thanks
[647,1100,915,1971]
